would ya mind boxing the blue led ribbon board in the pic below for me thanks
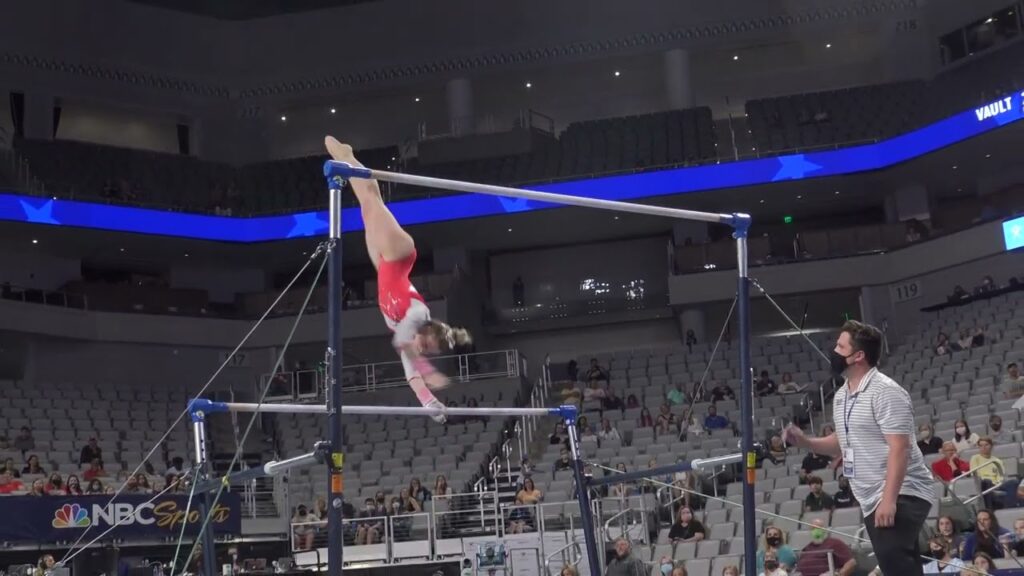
[2,91,1022,242]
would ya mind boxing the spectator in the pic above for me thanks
[804,475,834,512]
[917,423,943,455]
[668,506,705,543]
[685,329,697,352]
[83,458,107,481]
[549,422,569,446]
[952,419,979,452]
[409,478,431,503]
[962,509,1011,559]
[709,381,736,402]
[970,327,985,348]
[671,566,688,576]
[1003,362,1024,399]
[970,437,1019,510]
[2,457,20,478]
[757,526,797,573]
[655,404,675,435]
[22,454,45,475]
[755,370,777,396]
[79,438,102,466]
[798,429,832,484]
[509,477,541,533]
[667,384,689,406]
[721,567,740,576]
[579,417,598,443]
[164,474,182,493]
[609,463,633,498]
[601,385,625,411]
[683,414,705,440]
[931,441,970,482]
[625,394,640,409]
[28,478,46,497]
[935,516,963,560]
[833,476,857,509]
[1012,518,1024,557]
[0,470,24,494]
[516,477,543,506]
[126,475,148,494]
[85,479,104,494]
[704,405,729,430]
[399,487,423,513]
[638,407,654,428]
[969,552,995,574]
[14,426,34,456]
[760,549,788,576]
[433,475,452,499]
[166,456,186,476]
[584,358,608,383]
[767,435,788,461]
[922,536,965,574]
[135,472,152,494]
[605,538,646,576]
[935,332,952,356]
[597,419,621,443]
[567,359,579,382]
[34,555,56,576]
[559,566,578,576]
[554,449,573,475]
[949,285,969,302]
[976,275,997,294]
[44,472,65,495]
[988,415,1012,444]
[355,498,383,545]
[795,519,856,576]
[777,372,803,394]
[655,557,675,576]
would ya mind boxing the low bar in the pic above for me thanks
[323,161,739,226]
[586,453,743,488]
[189,398,577,420]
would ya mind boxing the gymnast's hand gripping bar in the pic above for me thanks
[323,160,751,230]
[189,398,579,421]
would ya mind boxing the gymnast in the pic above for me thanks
[325,136,472,423]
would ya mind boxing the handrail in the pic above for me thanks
[602,508,634,541]
[544,540,583,575]
[947,457,1003,500]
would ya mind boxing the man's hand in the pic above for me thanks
[873,496,896,528]
[782,424,807,448]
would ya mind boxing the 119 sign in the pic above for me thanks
[890,280,922,303]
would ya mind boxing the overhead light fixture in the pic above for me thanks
[614,216,620,221]
[414,97,421,102]
[184,252,190,257]
[120,248,125,252]
[985,17,995,23]
[391,156,396,161]
[985,153,992,158]
[796,195,803,199]
[760,199,765,204]
[614,71,621,77]
[732,55,739,61]
[280,115,287,122]
[507,228,513,232]
[834,190,840,195]
[826,43,832,48]
[31,239,38,244]
[525,82,532,88]
[330,108,336,114]
[952,165,958,170]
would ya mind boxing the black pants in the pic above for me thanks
[864,495,931,576]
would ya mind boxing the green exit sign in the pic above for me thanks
[783,215,793,224]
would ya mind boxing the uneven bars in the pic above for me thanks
[586,453,743,487]
[189,399,577,420]
[323,161,747,227]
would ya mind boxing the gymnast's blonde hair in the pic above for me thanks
[420,320,472,353]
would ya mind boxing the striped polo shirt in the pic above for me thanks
[832,368,934,516]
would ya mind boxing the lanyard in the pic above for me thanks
[842,372,874,445]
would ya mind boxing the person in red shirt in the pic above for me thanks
[0,470,24,494]
[83,458,107,482]
[44,472,66,495]
[931,441,970,482]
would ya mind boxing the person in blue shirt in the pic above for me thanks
[961,509,1012,560]
[703,405,729,430]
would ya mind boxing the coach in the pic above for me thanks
[785,320,933,576]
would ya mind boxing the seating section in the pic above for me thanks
[537,289,1024,575]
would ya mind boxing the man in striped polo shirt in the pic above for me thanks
[785,320,933,576]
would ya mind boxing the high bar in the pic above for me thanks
[323,161,749,228]
[189,398,578,420]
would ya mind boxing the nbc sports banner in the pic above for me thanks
[0,494,241,542]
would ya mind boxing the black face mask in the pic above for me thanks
[829,350,852,376]
[928,548,944,560]
[764,560,779,571]
[766,536,782,547]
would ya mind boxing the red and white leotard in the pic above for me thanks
[377,250,431,379]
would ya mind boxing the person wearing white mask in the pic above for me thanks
[951,419,979,452]
[916,423,943,455]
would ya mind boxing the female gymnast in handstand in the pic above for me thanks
[325,136,471,423]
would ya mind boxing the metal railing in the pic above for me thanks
[260,349,522,401]
[0,283,89,310]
